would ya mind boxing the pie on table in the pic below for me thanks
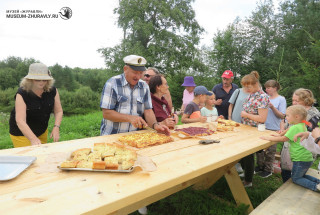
[216,119,240,131]
[118,132,174,148]
[174,127,215,136]
[60,143,137,170]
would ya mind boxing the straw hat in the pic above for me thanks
[25,63,53,80]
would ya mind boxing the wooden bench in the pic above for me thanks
[250,168,320,215]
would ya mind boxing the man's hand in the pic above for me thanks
[130,116,148,129]
[311,127,320,139]
[215,99,222,105]
[154,123,170,136]
[173,114,179,124]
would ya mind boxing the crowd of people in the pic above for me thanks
[8,55,320,214]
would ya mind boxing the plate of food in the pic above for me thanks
[58,143,137,172]
[118,132,174,148]
[216,119,241,132]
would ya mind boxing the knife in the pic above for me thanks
[199,139,220,145]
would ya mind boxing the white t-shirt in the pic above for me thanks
[201,107,218,117]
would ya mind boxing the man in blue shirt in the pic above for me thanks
[100,55,170,136]
[212,70,238,119]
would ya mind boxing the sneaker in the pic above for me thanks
[258,171,272,178]
[138,207,148,215]
[235,163,243,173]
[254,166,263,174]
[243,181,252,188]
[316,183,320,192]
[138,206,148,215]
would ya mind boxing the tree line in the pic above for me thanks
[0,0,319,115]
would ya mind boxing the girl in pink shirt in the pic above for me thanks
[180,76,196,112]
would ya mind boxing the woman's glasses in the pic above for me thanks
[34,80,48,82]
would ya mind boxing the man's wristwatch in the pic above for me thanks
[315,136,320,144]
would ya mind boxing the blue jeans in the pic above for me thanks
[281,169,291,183]
[291,161,320,191]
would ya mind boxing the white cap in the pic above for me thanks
[123,55,147,71]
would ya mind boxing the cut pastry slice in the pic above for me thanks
[60,160,79,168]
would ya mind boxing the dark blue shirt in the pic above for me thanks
[212,83,238,119]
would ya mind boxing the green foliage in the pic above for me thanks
[59,86,100,115]
[47,111,101,142]
[0,87,17,112]
[0,112,13,149]
[0,111,102,149]
[0,57,36,90]
[209,23,248,80]
[207,0,320,104]
[99,0,205,76]
[291,33,320,105]
[0,57,110,115]
[51,64,79,91]
[73,67,114,93]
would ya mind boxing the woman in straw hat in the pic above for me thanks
[9,63,63,147]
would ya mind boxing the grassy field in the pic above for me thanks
[0,111,318,214]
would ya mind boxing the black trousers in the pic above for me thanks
[240,153,254,183]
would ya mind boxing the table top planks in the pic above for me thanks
[0,123,275,215]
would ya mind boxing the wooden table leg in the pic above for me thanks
[193,160,239,190]
[224,166,254,212]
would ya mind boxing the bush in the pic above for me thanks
[0,87,17,112]
[59,86,100,115]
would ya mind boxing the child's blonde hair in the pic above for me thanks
[205,91,215,104]
[287,105,307,121]
[206,91,215,99]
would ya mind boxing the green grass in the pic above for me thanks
[0,111,102,149]
[1,111,319,214]
[0,112,12,149]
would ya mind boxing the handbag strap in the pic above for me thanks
[231,89,241,113]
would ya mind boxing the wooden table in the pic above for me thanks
[0,123,275,215]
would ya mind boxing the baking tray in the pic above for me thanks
[0,155,37,181]
[58,166,134,173]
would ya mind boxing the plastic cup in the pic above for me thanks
[258,124,265,131]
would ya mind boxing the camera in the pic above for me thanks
[306,115,320,132]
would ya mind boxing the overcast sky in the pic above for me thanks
[0,0,278,69]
